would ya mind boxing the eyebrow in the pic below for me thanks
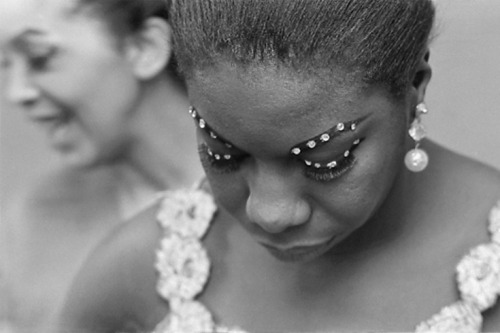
[189,106,370,155]
[289,114,370,155]
[13,29,45,41]
[11,29,48,50]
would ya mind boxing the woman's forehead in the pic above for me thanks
[189,65,363,122]
[0,0,76,42]
[187,65,377,154]
[0,0,40,36]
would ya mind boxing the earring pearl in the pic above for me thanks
[405,147,429,172]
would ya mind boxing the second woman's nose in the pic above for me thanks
[5,61,40,107]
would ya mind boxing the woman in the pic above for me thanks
[0,0,201,331]
[59,0,500,332]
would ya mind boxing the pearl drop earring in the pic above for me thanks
[404,103,429,172]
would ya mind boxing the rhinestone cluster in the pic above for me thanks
[290,118,362,169]
[290,119,358,156]
[299,138,361,169]
[189,106,234,157]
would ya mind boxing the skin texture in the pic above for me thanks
[0,0,201,330]
[45,1,500,331]
[1,0,140,167]
[188,65,413,262]
[55,53,500,332]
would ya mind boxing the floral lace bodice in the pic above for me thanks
[153,188,500,333]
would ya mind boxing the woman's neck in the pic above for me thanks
[124,75,203,191]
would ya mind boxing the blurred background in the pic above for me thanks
[1,0,500,206]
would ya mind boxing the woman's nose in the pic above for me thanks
[246,166,311,234]
[5,63,40,106]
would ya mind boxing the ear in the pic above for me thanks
[124,17,172,80]
[411,49,432,104]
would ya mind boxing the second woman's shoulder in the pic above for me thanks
[57,199,168,333]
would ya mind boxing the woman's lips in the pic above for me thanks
[259,236,337,262]
[29,111,71,132]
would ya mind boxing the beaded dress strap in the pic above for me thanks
[153,188,247,333]
[415,200,500,332]
[154,193,500,332]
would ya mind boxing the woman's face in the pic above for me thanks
[0,0,139,167]
[188,65,411,262]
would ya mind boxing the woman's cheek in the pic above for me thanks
[209,174,248,214]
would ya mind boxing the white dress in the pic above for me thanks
[153,188,500,333]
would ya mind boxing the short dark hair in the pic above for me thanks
[170,0,435,96]
[74,0,179,76]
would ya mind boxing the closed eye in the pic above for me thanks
[301,138,363,183]
[198,143,246,174]
[27,45,58,70]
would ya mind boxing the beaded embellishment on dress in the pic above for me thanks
[415,200,500,332]
[154,189,500,333]
[153,188,247,333]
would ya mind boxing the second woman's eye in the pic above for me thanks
[198,143,245,174]
[27,45,58,71]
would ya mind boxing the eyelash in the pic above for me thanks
[199,139,362,183]
[303,153,356,182]
[302,139,363,182]
[198,144,244,174]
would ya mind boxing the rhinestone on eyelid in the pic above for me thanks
[351,123,356,130]
[305,160,312,166]
[307,141,316,149]
[207,149,213,156]
[224,155,231,160]
[327,161,337,168]
[291,148,301,155]
[337,123,345,131]
[344,150,350,157]
[210,132,217,139]
[354,139,360,145]
[314,163,321,168]
[199,119,206,128]
[214,154,221,160]
[320,134,330,142]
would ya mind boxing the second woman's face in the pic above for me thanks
[0,0,140,167]
[188,66,411,262]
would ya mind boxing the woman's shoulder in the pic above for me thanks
[57,186,217,332]
[58,199,168,333]
[427,140,500,204]
[6,164,119,229]
[425,141,500,245]
[425,142,500,331]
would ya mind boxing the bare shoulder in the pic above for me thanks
[18,165,117,217]
[427,141,500,330]
[58,201,168,333]
[3,165,119,240]
[427,140,500,214]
